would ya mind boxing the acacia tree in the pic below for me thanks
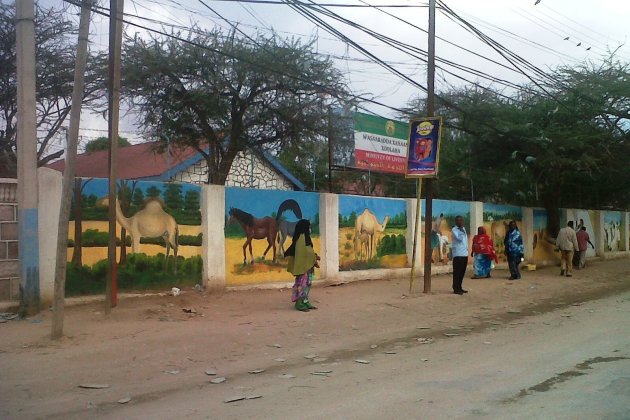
[122,29,349,184]
[0,3,104,176]
[416,60,630,235]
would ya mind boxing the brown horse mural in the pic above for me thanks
[228,199,302,264]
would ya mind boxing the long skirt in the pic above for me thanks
[292,269,314,302]
[473,254,492,277]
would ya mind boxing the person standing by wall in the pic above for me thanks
[471,226,498,279]
[576,226,594,269]
[451,215,469,295]
[504,220,524,280]
[285,219,320,312]
[556,221,579,277]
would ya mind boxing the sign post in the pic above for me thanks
[406,117,443,293]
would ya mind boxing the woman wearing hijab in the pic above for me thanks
[504,220,524,280]
[285,219,319,312]
[471,226,498,278]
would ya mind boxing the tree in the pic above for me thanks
[85,136,130,153]
[122,28,349,184]
[183,190,200,213]
[146,185,161,199]
[163,184,183,210]
[132,188,145,208]
[415,60,630,235]
[0,3,104,177]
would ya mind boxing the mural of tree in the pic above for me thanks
[71,178,92,265]
[117,180,138,264]
[146,185,161,199]
[184,190,200,213]
[164,184,184,211]
[132,188,145,208]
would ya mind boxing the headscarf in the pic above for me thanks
[472,226,498,263]
[504,220,524,256]
[285,219,317,276]
[284,219,312,257]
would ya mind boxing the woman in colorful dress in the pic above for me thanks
[285,219,319,312]
[471,226,498,278]
[504,220,524,280]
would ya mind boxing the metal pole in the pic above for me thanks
[409,179,422,293]
[106,0,124,312]
[16,0,40,315]
[423,0,436,294]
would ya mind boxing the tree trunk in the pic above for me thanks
[119,227,127,264]
[71,178,83,265]
[542,185,562,239]
[52,0,91,340]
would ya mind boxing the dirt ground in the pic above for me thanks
[1,258,629,419]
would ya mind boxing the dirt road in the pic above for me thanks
[1,259,629,419]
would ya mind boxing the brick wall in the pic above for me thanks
[0,179,19,301]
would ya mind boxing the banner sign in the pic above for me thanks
[354,112,409,175]
[405,116,443,178]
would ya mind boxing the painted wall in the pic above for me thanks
[224,187,320,285]
[532,208,559,262]
[569,209,598,257]
[66,178,203,296]
[338,195,407,271]
[603,211,624,252]
[483,203,523,263]
[422,199,471,265]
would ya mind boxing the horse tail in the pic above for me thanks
[276,199,302,222]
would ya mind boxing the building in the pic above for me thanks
[48,142,305,191]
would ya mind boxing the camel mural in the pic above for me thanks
[354,209,390,260]
[339,196,407,270]
[115,198,179,272]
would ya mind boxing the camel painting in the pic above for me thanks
[115,198,179,272]
[354,209,390,260]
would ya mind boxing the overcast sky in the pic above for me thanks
[52,0,630,148]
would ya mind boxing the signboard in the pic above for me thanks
[353,112,409,175]
[405,116,443,178]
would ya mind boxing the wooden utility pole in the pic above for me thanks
[422,0,436,293]
[106,0,124,312]
[16,0,40,315]
[52,0,92,340]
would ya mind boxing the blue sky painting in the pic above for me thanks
[225,187,319,221]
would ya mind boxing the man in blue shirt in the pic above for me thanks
[451,215,469,295]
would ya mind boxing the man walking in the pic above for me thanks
[451,215,469,295]
[576,226,594,269]
[556,221,579,277]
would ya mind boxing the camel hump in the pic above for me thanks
[144,199,166,212]
[276,199,302,221]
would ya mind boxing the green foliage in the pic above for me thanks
[132,188,145,207]
[68,229,128,247]
[65,254,203,296]
[85,136,130,153]
[376,234,407,257]
[344,242,352,250]
[122,28,349,185]
[163,184,184,211]
[140,233,202,247]
[184,190,200,212]
[339,211,358,228]
[388,212,407,228]
[146,186,161,199]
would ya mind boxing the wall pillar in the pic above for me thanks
[37,168,62,306]
[522,207,534,261]
[202,185,226,291]
[406,198,422,274]
[594,211,605,257]
[319,193,339,282]
[624,212,629,252]
[470,201,483,235]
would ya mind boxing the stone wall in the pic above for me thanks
[171,151,294,191]
[0,179,19,301]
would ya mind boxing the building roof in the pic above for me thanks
[48,141,305,190]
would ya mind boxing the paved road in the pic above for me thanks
[101,290,630,420]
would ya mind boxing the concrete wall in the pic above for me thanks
[37,168,62,305]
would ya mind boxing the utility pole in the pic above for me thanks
[106,0,124,312]
[52,0,92,340]
[16,0,40,315]
[423,0,436,293]
[327,107,333,193]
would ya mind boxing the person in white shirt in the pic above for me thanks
[451,215,469,295]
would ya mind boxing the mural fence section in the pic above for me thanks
[65,177,203,296]
[22,168,630,303]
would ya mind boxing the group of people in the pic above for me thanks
[286,217,595,310]
[451,217,525,295]
[556,220,594,277]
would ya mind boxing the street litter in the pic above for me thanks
[210,377,226,384]
[354,359,370,364]
[171,287,181,296]
[79,384,110,389]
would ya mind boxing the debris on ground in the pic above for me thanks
[204,370,217,376]
[248,369,265,374]
[354,359,370,364]
[79,384,110,389]
[117,397,131,404]
[210,377,226,384]
[171,287,181,297]
[417,337,434,344]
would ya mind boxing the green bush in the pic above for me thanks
[65,254,203,296]
[376,234,407,257]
